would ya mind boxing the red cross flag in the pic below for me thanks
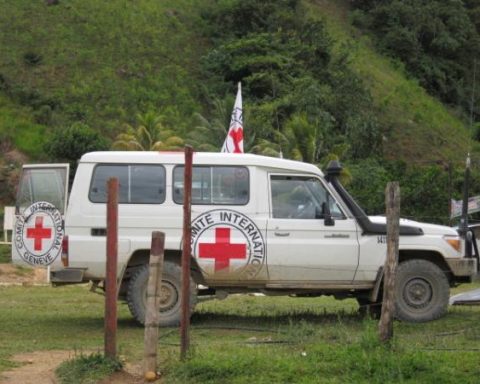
[221,82,243,153]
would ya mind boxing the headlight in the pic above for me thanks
[443,235,461,252]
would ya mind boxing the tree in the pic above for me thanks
[201,0,382,161]
[44,123,109,172]
[188,97,229,151]
[112,111,184,151]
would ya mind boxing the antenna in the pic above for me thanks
[470,58,477,130]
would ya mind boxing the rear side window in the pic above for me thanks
[89,164,166,204]
[16,167,68,215]
[173,166,249,205]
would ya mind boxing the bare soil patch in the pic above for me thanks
[0,264,47,285]
[0,350,69,384]
[0,351,145,384]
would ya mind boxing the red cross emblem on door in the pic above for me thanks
[26,216,52,251]
[198,227,247,271]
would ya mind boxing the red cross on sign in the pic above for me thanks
[198,227,247,271]
[27,216,52,251]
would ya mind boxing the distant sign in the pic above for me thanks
[450,196,480,218]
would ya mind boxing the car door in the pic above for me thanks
[266,174,360,285]
[180,165,268,284]
[12,164,69,268]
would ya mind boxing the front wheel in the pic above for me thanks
[126,261,196,327]
[395,259,449,322]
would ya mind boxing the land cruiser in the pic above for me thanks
[12,152,477,325]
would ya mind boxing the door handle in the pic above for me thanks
[274,232,290,237]
[324,233,350,239]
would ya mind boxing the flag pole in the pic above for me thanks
[460,153,472,258]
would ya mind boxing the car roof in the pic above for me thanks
[80,151,323,175]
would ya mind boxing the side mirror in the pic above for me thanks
[318,202,335,226]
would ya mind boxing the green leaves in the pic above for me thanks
[112,111,184,151]
[353,0,480,112]
[44,122,108,170]
[200,0,381,161]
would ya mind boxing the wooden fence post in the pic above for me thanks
[105,177,118,359]
[180,145,193,360]
[378,181,400,343]
[143,231,165,381]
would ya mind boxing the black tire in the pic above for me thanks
[395,259,449,323]
[126,261,196,327]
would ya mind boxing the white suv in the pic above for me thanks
[12,152,477,325]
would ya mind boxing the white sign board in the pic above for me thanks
[450,197,480,218]
[1,206,14,244]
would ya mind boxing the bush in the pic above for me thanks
[55,353,122,384]
[350,0,480,116]
[44,123,109,175]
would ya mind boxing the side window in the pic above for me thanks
[130,165,166,203]
[173,166,249,205]
[270,175,344,219]
[89,164,165,204]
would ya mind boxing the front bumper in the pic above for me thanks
[446,258,477,277]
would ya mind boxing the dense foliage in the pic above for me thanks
[44,123,108,171]
[349,159,454,223]
[351,0,480,118]
[199,0,381,162]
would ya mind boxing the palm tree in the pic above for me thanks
[187,97,229,151]
[112,111,184,151]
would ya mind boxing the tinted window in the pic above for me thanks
[173,166,249,205]
[89,164,165,204]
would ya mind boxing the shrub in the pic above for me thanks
[44,123,109,175]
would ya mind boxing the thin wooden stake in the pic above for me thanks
[180,145,193,360]
[143,231,165,379]
[105,177,118,359]
[379,181,400,343]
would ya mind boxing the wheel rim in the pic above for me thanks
[402,277,433,309]
[143,279,179,314]
[159,280,179,313]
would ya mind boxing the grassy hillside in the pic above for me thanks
[309,0,476,164]
[0,0,476,165]
[0,0,206,160]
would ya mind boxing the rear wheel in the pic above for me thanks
[395,259,449,322]
[126,261,196,327]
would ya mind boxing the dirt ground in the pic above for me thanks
[0,264,47,285]
[0,350,145,384]
[0,264,150,384]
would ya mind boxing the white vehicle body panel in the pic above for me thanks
[12,151,474,293]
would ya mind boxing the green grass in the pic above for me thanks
[0,0,207,158]
[55,352,122,384]
[0,284,480,382]
[0,245,10,263]
[0,95,47,158]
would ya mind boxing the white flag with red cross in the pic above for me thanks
[221,82,243,153]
